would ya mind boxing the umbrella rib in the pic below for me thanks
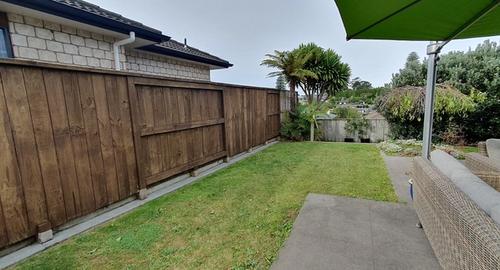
[347,0,422,40]
[439,0,499,49]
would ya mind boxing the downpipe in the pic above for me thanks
[113,32,135,70]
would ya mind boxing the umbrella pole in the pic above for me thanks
[422,42,441,159]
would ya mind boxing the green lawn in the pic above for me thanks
[13,142,397,270]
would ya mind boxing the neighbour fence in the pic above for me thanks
[0,59,282,250]
[317,118,390,143]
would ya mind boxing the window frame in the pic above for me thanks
[0,12,14,58]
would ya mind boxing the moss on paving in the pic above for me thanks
[13,142,397,270]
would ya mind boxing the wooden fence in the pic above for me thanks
[0,60,282,249]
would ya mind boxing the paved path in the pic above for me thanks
[383,154,414,203]
[271,194,440,270]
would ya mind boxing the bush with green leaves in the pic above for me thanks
[280,104,322,141]
[376,85,484,141]
[345,116,370,139]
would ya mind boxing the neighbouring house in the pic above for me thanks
[0,0,232,81]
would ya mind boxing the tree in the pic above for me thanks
[350,77,372,90]
[261,50,315,110]
[391,52,426,87]
[295,43,351,141]
[275,75,287,90]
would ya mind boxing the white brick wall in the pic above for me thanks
[125,49,211,81]
[7,13,211,81]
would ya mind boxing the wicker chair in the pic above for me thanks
[465,153,500,191]
[412,157,500,270]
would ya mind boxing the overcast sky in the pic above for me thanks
[92,0,496,88]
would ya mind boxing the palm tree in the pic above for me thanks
[261,50,315,110]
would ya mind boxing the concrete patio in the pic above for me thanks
[271,156,440,270]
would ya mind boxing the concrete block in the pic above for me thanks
[92,48,104,59]
[63,43,78,55]
[44,21,61,32]
[85,38,98,48]
[223,156,231,163]
[138,188,148,200]
[61,25,76,35]
[54,32,70,43]
[7,13,24,23]
[56,53,73,64]
[25,17,43,27]
[104,51,113,60]
[100,59,112,69]
[39,51,57,62]
[78,46,92,57]
[27,37,46,49]
[103,35,115,43]
[90,32,103,41]
[98,41,110,50]
[77,29,91,38]
[73,55,87,66]
[35,27,53,40]
[87,57,100,67]
[37,229,53,243]
[70,35,85,46]
[18,47,38,59]
[14,23,35,36]
[46,40,64,52]
[10,34,27,47]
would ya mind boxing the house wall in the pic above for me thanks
[5,13,211,81]
[125,49,211,81]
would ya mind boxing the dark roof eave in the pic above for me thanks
[139,44,233,68]
[2,0,170,42]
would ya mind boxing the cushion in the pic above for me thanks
[486,139,500,163]
[431,150,500,224]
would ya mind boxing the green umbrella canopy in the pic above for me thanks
[335,0,500,41]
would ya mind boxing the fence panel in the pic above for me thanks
[129,77,226,186]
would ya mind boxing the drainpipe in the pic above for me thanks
[113,31,135,70]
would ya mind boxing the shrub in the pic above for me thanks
[376,85,483,141]
[280,104,321,141]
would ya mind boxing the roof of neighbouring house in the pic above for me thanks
[140,39,233,68]
[2,0,232,68]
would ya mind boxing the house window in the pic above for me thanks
[0,12,13,58]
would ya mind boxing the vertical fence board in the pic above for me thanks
[77,73,108,209]
[92,74,120,204]
[1,67,48,231]
[44,70,82,220]
[0,70,30,244]
[23,67,67,227]
[62,72,96,215]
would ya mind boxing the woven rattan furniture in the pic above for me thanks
[412,157,500,270]
[465,153,500,192]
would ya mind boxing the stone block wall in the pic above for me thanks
[7,13,124,69]
[125,49,210,81]
[6,13,211,81]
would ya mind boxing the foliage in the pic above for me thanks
[345,116,370,139]
[280,104,313,141]
[332,87,389,105]
[377,139,478,159]
[14,143,397,270]
[333,107,361,119]
[376,85,482,140]
[389,40,500,142]
[296,43,351,105]
[350,77,373,90]
[262,49,316,109]
[275,75,287,90]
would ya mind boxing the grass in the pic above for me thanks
[13,142,397,270]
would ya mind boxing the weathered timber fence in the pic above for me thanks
[317,118,390,143]
[0,59,282,249]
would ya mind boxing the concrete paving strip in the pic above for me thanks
[271,194,440,270]
[0,141,278,269]
[382,154,414,203]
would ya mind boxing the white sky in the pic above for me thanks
[91,0,498,88]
